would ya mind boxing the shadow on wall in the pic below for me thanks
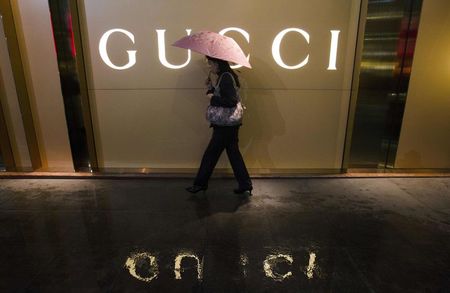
[239,57,286,169]
[172,58,211,133]
[171,59,212,166]
[170,57,286,170]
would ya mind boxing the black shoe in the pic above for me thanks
[233,187,253,195]
[186,185,207,194]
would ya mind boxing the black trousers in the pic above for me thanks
[194,126,252,189]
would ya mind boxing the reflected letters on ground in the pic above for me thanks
[125,250,318,283]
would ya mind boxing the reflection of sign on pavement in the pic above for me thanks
[99,28,340,71]
[124,249,318,283]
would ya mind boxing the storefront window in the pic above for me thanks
[75,0,361,172]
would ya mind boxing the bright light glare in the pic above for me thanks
[327,30,340,70]
[306,252,316,279]
[272,28,310,70]
[99,29,137,70]
[219,27,250,69]
[125,252,158,282]
[156,29,192,69]
[174,253,203,280]
[263,254,293,281]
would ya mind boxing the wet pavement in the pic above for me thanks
[0,177,449,292]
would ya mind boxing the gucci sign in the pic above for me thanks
[99,27,341,71]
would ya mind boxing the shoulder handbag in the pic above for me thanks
[206,72,244,126]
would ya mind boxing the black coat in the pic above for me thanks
[208,72,239,108]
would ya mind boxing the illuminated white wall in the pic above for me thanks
[0,17,31,168]
[396,0,450,168]
[79,0,361,170]
[11,0,73,170]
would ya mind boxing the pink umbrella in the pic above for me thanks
[172,31,251,68]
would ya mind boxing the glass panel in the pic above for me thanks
[0,150,4,170]
[0,16,9,171]
[349,0,422,168]
[48,0,91,171]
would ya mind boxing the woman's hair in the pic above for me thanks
[206,56,241,88]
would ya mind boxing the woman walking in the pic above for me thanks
[186,56,252,195]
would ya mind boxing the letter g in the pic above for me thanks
[99,28,137,70]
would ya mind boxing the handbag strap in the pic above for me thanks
[215,72,240,101]
[216,72,238,91]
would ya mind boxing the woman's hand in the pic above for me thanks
[206,93,214,99]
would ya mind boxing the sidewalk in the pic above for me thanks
[0,177,449,292]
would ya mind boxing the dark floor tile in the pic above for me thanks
[0,177,449,292]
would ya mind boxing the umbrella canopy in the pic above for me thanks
[172,31,251,68]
